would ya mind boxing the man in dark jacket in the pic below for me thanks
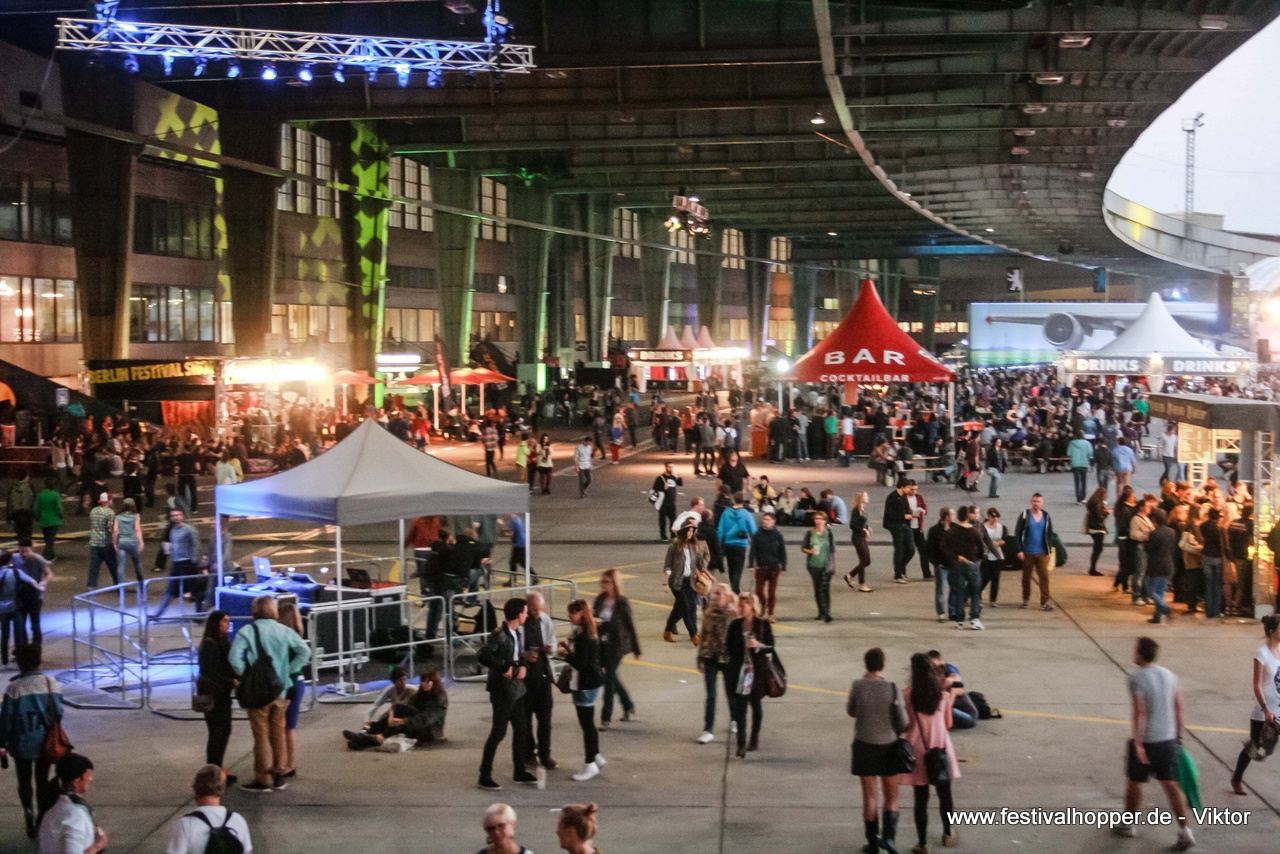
[925,508,957,622]
[941,506,987,630]
[1014,493,1056,611]
[747,511,788,621]
[883,480,917,582]
[1144,509,1177,625]
[477,598,537,790]
[652,462,683,541]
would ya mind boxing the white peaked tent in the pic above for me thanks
[696,326,717,349]
[1095,293,1219,359]
[679,326,699,349]
[657,326,684,350]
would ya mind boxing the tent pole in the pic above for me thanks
[336,524,346,690]
[213,507,223,609]
[948,383,955,435]
[398,518,406,585]
[481,382,486,414]
[433,383,439,434]
[524,511,532,588]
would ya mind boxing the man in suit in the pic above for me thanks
[521,591,558,771]
[883,480,918,583]
[477,598,538,791]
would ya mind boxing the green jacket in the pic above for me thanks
[32,488,63,529]
[229,618,312,699]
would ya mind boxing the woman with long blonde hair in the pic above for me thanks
[276,599,306,779]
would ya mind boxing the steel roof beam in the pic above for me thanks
[834,7,1255,38]
[836,51,1211,77]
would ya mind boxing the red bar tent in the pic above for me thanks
[789,280,955,386]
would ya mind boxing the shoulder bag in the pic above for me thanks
[910,701,951,785]
[235,624,283,710]
[888,684,916,775]
[41,677,74,764]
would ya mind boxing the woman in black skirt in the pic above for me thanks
[847,647,909,854]
[197,609,238,785]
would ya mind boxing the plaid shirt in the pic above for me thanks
[89,506,115,547]
[482,427,498,451]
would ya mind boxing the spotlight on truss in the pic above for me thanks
[298,63,313,82]
[122,53,139,73]
[395,63,410,87]
[193,57,207,76]
[427,67,443,88]
[261,62,277,80]
[332,63,345,83]
[226,59,241,78]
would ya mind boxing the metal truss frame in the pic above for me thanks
[55,18,535,74]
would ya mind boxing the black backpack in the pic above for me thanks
[235,624,283,710]
[187,810,244,854]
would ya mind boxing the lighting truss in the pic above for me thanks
[55,18,536,76]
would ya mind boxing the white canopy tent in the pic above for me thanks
[214,419,531,680]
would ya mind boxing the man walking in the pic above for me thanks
[883,480,917,583]
[165,766,253,853]
[477,598,537,791]
[521,591,557,772]
[695,415,716,477]
[652,462,682,541]
[717,492,758,594]
[926,508,956,622]
[152,508,203,618]
[1158,424,1181,484]
[1066,430,1093,504]
[86,493,119,590]
[1144,510,1176,625]
[228,596,311,792]
[1115,637,1196,850]
[1014,493,1056,611]
[7,473,35,544]
[942,506,986,630]
[482,422,500,478]
[574,436,593,499]
[1112,438,1137,492]
[907,486,931,579]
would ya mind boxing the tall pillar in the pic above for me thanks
[218,109,280,356]
[744,229,770,358]
[881,259,901,319]
[433,168,477,369]
[510,185,552,383]
[835,265,858,315]
[546,199,576,358]
[639,213,671,347]
[61,63,138,361]
[337,122,391,374]
[582,196,613,362]
[791,264,816,354]
[695,225,724,335]
[918,258,941,352]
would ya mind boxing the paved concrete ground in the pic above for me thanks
[3,425,1278,853]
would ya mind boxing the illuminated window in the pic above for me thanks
[767,318,796,346]
[614,209,640,259]
[813,320,839,341]
[670,228,694,265]
[388,157,433,231]
[822,298,840,310]
[769,236,791,273]
[721,228,745,269]
[610,315,647,342]
[479,178,508,241]
[0,276,78,343]
[934,321,968,334]
[574,313,586,342]
[472,310,516,342]
[723,318,750,342]
[0,171,73,245]
[129,284,217,343]
[277,126,340,219]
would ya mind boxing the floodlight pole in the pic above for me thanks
[524,511,532,587]
[1182,113,1205,216]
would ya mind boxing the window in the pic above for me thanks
[277,126,341,219]
[0,171,73,246]
[933,321,969,334]
[479,177,508,241]
[388,157,433,231]
[813,320,839,341]
[474,273,510,294]
[387,265,436,290]
[382,307,437,343]
[614,209,640,259]
[472,310,516,342]
[721,228,745,269]
[610,315,646,342]
[574,313,586,342]
[821,298,840,310]
[723,318,750,342]
[669,228,694,265]
[129,285,220,342]
[767,318,795,349]
[133,196,215,259]
[769,236,791,272]
[0,276,79,343]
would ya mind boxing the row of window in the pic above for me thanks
[722,229,746,269]
[611,314,648,342]
[278,127,340,219]
[769,236,791,272]
[128,285,223,343]
[134,196,216,260]
[479,178,509,242]
[388,156,434,232]
[271,304,349,345]
[614,209,640,259]
[0,172,73,246]
[897,321,971,334]
[0,276,78,343]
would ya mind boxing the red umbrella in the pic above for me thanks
[451,367,516,384]
[333,370,385,386]
[397,371,443,386]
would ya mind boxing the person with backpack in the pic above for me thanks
[0,550,43,666]
[165,765,252,854]
[0,644,64,838]
[227,596,311,793]
[37,753,106,854]
[7,472,35,544]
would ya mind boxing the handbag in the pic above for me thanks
[192,693,215,714]
[761,648,787,698]
[910,702,951,785]
[41,677,74,764]
[889,684,917,775]
[555,664,574,695]
[1178,530,1203,555]
[692,567,715,597]
[235,624,284,710]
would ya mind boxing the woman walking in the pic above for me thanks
[696,583,737,744]
[276,600,307,780]
[845,491,873,592]
[556,803,602,854]
[536,434,555,495]
[725,592,774,758]
[1231,615,1280,795]
[114,498,145,583]
[1113,486,1138,593]
[593,569,640,729]
[899,652,961,853]
[979,508,1006,607]
[514,432,532,489]
[847,647,909,854]
[984,438,1007,498]
[801,511,836,623]
[1084,488,1110,577]
[560,599,607,781]
[662,518,709,644]
[197,610,237,785]
[0,644,63,838]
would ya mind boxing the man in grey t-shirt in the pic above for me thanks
[1116,637,1195,850]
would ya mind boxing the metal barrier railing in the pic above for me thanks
[68,582,146,709]
[445,578,578,682]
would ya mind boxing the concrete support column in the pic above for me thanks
[744,229,770,358]
[218,109,280,357]
[639,213,672,347]
[918,258,941,352]
[546,199,576,358]
[881,259,901,318]
[791,264,816,355]
[338,121,391,373]
[835,265,859,315]
[510,185,552,381]
[433,168,478,369]
[695,225,724,335]
[60,64,138,361]
[582,196,613,362]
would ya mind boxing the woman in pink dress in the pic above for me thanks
[897,653,961,853]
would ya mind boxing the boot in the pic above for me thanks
[862,818,879,854]
[881,810,899,854]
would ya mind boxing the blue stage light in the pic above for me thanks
[261,63,277,81]
[368,67,378,83]
[298,63,314,82]
[227,59,241,78]
[427,67,443,88]
[122,54,139,73]
[162,52,175,76]
[193,58,207,76]
[395,63,411,87]
[333,64,345,83]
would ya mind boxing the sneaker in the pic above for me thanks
[514,771,539,785]
[1020,601,1030,609]
[697,731,715,744]
[572,762,600,782]
[1111,825,1135,838]
[988,601,999,608]
[477,776,502,791]
[594,753,607,767]
[1040,602,1054,611]
[240,780,274,793]
[937,615,947,623]
[271,775,288,791]
[968,619,984,631]
[1174,827,1195,851]
[895,578,909,585]
[621,709,636,722]
[954,621,966,629]
[598,721,610,731]
[860,585,873,592]
[730,720,738,734]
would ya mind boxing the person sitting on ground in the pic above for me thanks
[775,487,800,526]
[927,650,979,730]
[751,477,778,514]
[344,669,449,750]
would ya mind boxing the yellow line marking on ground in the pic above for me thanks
[629,597,799,631]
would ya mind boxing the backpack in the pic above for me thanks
[235,625,283,710]
[968,691,1002,720]
[186,810,244,854]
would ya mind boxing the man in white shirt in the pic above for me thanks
[574,436,593,499]
[167,766,253,854]
[1158,425,1181,484]
[39,754,107,854]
